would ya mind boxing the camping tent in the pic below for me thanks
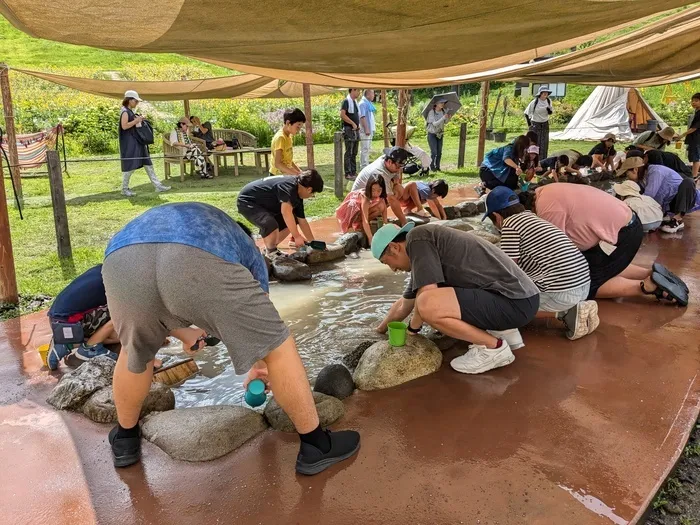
[550,86,666,142]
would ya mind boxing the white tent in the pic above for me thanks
[551,86,666,142]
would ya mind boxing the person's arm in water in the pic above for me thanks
[360,194,375,243]
[280,201,308,244]
[121,111,143,130]
[377,297,415,333]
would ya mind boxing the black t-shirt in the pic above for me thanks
[686,110,700,145]
[540,156,557,171]
[646,150,693,178]
[341,99,360,129]
[193,121,215,144]
[238,176,305,218]
[589,142,616,158]
[48,265,107,320]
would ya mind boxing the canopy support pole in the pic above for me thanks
[181,76,190,118]
[476,81,490,167]
[0,136,18,305]
[381,90,390,148]
[302,83,315,169]
[396,89,409,148]
[1,64,22,205]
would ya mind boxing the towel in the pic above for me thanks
[346,94,356,114]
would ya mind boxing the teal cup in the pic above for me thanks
[245,379,267,407]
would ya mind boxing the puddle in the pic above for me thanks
[558,485,628,525]
[168,251,408,408]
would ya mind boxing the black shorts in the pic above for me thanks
[237,204,293,237]
[480,166,518,190]
[687,143,700,163]
[670,177,697,216]
[455,288,539,331]
[582,214,644,299]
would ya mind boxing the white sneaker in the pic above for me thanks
[584,300,600,335]
[155,185,171,193]
[450,340,515,374]
[487,328,524,350]
[121,188,136,197]
[660,218,684,234]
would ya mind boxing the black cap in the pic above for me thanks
[383,146,412,165]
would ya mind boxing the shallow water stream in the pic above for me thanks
[165,252,408,408]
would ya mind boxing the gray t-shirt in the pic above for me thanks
[352,155,397,195]
[402,224,539,300]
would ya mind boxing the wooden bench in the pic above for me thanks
[212,129,258,167]
[162,133,209,182]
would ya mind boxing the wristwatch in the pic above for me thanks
[407,325,421,334]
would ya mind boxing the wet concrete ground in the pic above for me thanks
[1,201,699,525]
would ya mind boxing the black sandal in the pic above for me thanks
[652,262,689,293]
[642,272,689,307]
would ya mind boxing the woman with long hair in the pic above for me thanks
[476,135,530,194]
[425,98,451,172]
[118,90,170,197]
[524,86,553,159]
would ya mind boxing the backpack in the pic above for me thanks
[134,118,155,145]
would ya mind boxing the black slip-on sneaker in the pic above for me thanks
[109,425,141,468]
[295,429,360,476]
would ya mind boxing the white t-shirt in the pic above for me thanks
[622,195,663,227]
[352,156,398,195]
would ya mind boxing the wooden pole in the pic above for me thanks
[457,123,467,169]
[396,89,409,148]
[333,131,344,199]
[0,64,22,205]
[0,143,18,305]
[181,76,191,118]
[47,150,72,259]
[381,90,390,148]
[302,83,315,169]
[476,81,491,167]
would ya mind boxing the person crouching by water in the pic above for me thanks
[399,179,449,220]
[336,175,388,244]
[104,202,360,473]
[237,170,324,257]
[373,223,539,374]
[475,135,530,196]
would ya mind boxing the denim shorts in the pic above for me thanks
[538,282,590,313]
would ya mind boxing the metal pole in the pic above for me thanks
[47,150,72,259]
[476,81,491,167]
[333,131,343,199]
[0,64,22,205]
[381,90,390,148]
[302,83,315,169]
[0,143,18,304]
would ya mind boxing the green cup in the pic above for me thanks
[387,321,407,347]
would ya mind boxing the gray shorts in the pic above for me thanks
[103,243,290,374]
[538,282,590,313]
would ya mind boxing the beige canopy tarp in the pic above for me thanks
[1,0,694,79]
[15,69,336,100]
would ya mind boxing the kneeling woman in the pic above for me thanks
[476,135,529,194]
[336,175,388,243]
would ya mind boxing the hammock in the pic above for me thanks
[1,125,61,168]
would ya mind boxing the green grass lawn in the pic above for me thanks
[1,134,628,316]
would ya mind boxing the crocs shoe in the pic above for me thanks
[75,343,118,362]
[109,425,141,468]
[47,340,74,371]
[295,429,360,476]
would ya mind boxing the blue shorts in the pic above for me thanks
[687,143,700,163]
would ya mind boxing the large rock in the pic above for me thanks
[476,199,486,213]
[313,364,355,400]
[82,383,175,424]
[271,257,312,281]
[264,391,344,432]
[141,406,267,462]
[433,219,474,232]
[46,356,116,410]
[341,340,376,371]
[444,206,458,220]
[306,243,346,264]
[406,214,431,226]
[469,229,501,244]
[288,250,308,263]
[263,255,272,277]
[353,336,442,391]
[456,201,479,217]
[337,232,366,253]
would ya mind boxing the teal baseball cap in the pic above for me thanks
[371,222,415,260]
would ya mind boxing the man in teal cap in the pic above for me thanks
[372,222,540,374]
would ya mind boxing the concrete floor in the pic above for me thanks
[1,208,699,525]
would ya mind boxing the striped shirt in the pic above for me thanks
[500,211,590,292]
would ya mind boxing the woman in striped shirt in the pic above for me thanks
[483,186,598,341]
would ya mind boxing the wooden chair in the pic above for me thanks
[212,129,258,167]
[162,133,209,182]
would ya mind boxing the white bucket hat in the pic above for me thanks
[124,90,142,102]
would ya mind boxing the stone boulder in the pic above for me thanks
[456,201,479,217]
[82,383,175,424]
[444,206,458,220]
[406,214,431,226]
[476,199,486,213]
[469,229,501,244]
[313,364,355,400]
[46,355,116,410]
[341,340,376,372]
[337,232,366,253]
[433,219,474,232]
[141,406,268,462]
[353,336,442,391]
[306,243,346,264]
[264,391,344,432]
[271,257,312,281]
[288,250,308,263]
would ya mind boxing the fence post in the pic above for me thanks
[0,64,23,205]
[47,150,72,259]
[457,123,467,169]
[476,81,491,167]
[334,131,344,199]
[0,143,18,305]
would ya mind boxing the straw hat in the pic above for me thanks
[613,180,642,198]
[658,126,676,142]
[602,132,617,142]
[616,156,644,177]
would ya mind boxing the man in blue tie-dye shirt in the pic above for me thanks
[103,202,360,475]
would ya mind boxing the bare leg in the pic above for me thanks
[262,228,280,251]
[87,320,118,346]
[693,161,700,180]
[535,311,558,319]
[263,335,319,433]
[367,201,385,221]
[619,264,651,280]
[169,326,207,351]
[388,195,408,226]
[113,349,155,428]
[596,275,655,299]
[416,288,499,348]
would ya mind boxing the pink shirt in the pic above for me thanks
[535,184,633,251]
